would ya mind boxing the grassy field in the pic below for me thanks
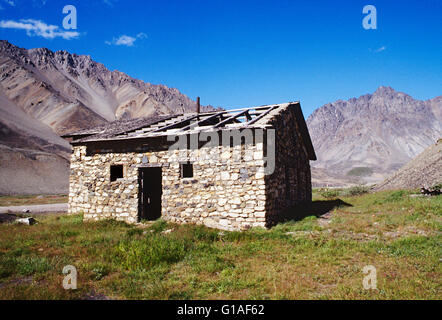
[0,195,68,207]
[0,189,440,300]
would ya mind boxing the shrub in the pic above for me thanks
[347,186,370,196]
[320,189,340,199]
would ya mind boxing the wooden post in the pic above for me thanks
[196,97,200,114]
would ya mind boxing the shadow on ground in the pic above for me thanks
[275,199,353,225]
[0,213,19,224]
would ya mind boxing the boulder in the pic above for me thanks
[16,217,37,225]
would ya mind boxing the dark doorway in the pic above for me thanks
[138,167,162,221]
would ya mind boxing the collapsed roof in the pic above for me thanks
[62,102,316,160]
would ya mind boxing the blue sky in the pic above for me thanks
[0,0,441,116]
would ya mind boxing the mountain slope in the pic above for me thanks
[0,40,213,194]
[375,139,442,190]
[307,86,442,185]
[0,40,211,135]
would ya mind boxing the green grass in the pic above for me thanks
[114,234,190,271]
[0,190,440,300]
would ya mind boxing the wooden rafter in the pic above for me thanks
[151,114,201,133]
[244,105,278,126]
[69,102,302,145]
[179,111,226,131]
[188,105,271,117]
[213,110,250,128]
[120,114,178,137]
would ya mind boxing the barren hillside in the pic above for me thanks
[375,139,442,190]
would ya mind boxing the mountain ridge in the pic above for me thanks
[0,40,214,135]
[307,86,442,185]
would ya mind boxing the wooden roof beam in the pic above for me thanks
[179,111,226,131]
[151,114,201,133]
[213,110,250,128]
[244,105,278,126]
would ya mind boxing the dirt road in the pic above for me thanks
[0,203,68,214]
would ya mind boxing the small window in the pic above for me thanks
[110,165,124,182]
[180,163,193,178]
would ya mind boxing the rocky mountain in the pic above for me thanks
[0,40,213,194]
[0,40,212,135]
[375,139,442,190]
[307,86,442,186]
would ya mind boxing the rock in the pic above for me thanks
[255,171,265,179]
[220,172,230,180]
[161,228,174,234]
[16,217,37,225]
[230,197,241,205]
[253,151,263,160]
[241,223,252,230]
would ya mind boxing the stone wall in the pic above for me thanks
[68,141,267,231]
[264,105,312,227]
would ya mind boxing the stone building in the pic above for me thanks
[63,102,316,231]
